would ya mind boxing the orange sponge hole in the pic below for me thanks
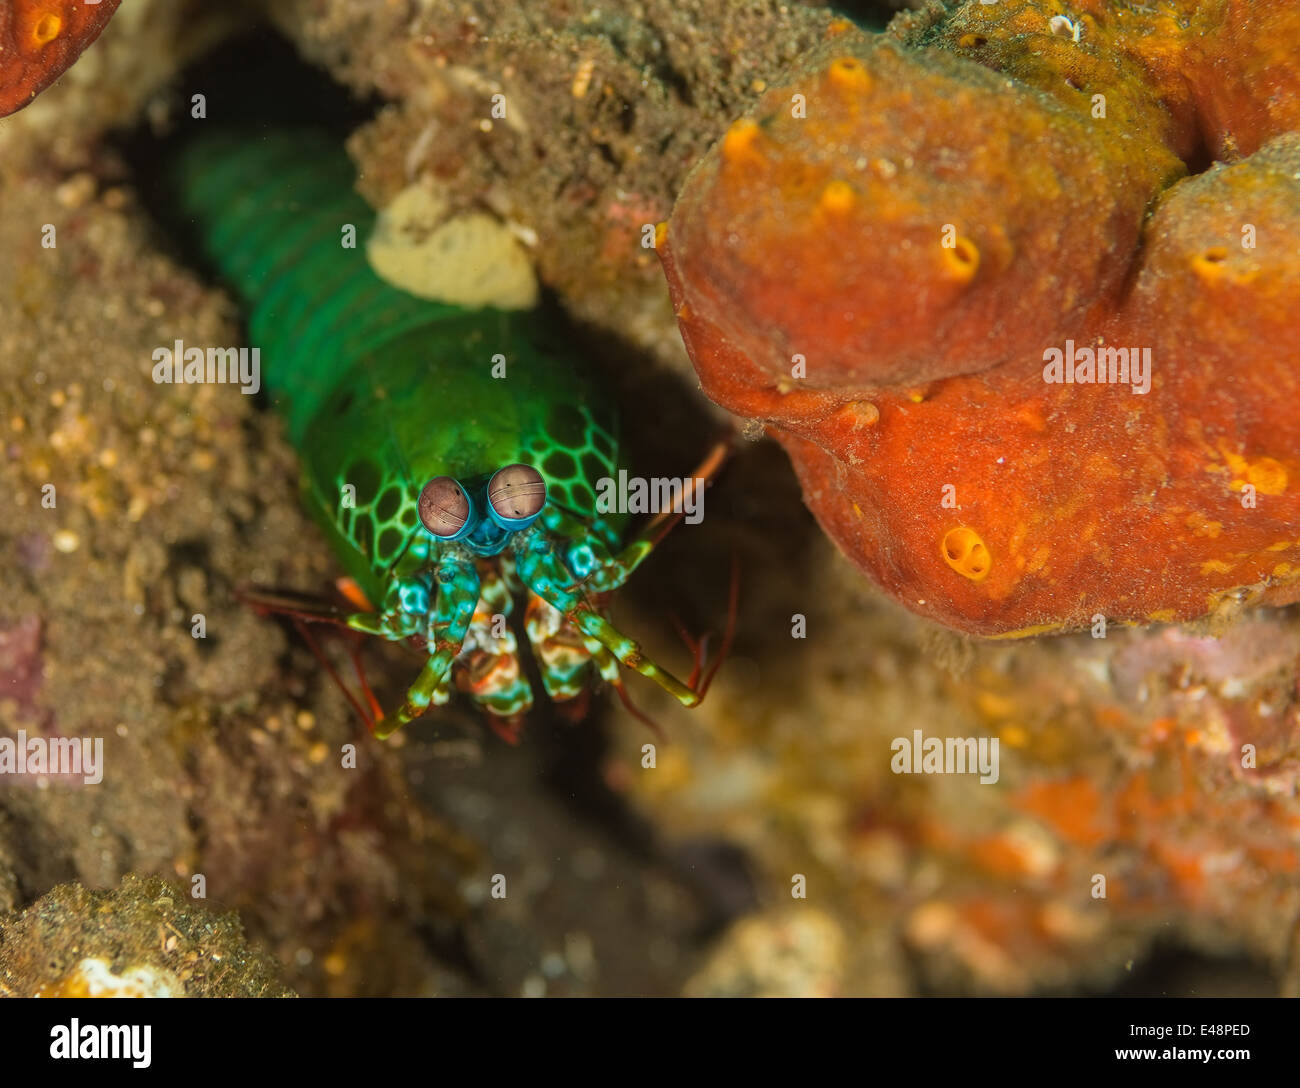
[942,527,992,582]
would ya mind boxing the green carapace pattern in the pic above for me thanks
[168,129,704,737]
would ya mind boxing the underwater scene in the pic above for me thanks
[1,0,1298,1020]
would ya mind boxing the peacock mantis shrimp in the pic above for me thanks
[167,129,732,741]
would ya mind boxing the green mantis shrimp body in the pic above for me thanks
[168,130,705,737]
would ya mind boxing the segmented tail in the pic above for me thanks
[166,129,463,441]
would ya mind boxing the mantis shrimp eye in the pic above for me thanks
[487,463,547,529]
[419,476,473,540]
